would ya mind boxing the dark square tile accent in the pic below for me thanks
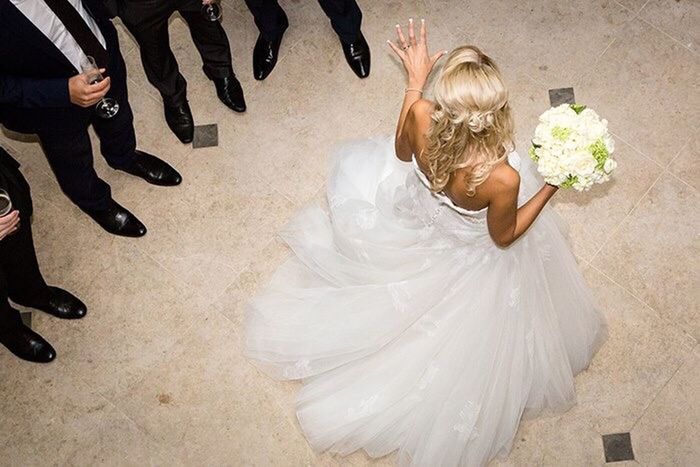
[549,87,576,107]
[192,124,218,149]
[602,432,635,463]
[20,311,31,328]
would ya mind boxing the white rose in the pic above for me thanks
[603,158,617,174]
[569,152,597,177]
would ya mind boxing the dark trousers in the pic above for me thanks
[36,20,136,211]
[118,0,234,106]
[0,157,50,333]
[244,0,362,44]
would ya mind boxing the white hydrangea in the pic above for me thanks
[529,104,616,191]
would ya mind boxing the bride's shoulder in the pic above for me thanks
[408,99,436,122]
[484,161,520,195]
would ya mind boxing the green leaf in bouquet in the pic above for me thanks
[590,138,609,170]
[560,175,578,189]
[570,103,587,114]
[528,145,539,161]
[551,126,572,141]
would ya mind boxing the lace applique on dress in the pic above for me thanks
[347,394,380,421]
[453,400,481,441]
[354,207,378,230]
[283,359,311,378]
[388,282,412,314]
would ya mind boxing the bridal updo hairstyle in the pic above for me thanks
[425,45,514,197]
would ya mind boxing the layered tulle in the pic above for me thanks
[244,136,607,466]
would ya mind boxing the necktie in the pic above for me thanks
[42,0,108,69]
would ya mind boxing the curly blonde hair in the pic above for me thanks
[425,45,514,196]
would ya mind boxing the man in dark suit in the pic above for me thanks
[244,0,370,80]
[110,0,247,144]
[0,0,182,237]
[0,145,86,363]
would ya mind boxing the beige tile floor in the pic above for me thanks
[1,0,698,465]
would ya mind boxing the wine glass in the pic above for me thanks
[0,189,12,217]
[80,55,120,119]
[201,0,222,22]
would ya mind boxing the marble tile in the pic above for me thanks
[577,266,695,427]
[0,362,168,465]
[548,87,575,107]
[631,345,700,466]
[516,0,632,86]
[639,0,699,50]
[592,173,700,339]
[109,312,314,465]
[577,19,700,165]
[433,0,632,87]
[193,124,219,149]
[505,71,550,152]
[550,139,660,261]
[614,0,651,13]
[668,137,698,191]
[132,148,299,300]
[213,239,290,329]
[602,432,635,462]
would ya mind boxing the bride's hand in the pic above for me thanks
[387,18,446,90]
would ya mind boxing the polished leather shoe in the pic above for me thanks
[13,287,87,320]
[214,76,246,112]
[40,287,87,319]
[121,150,182,187]
[253,24,287,81]
[164,102,194,144]
[0,324,56,363]
[342,32,371,78]
[84,199,147,238]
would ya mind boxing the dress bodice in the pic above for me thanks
[411,152,522,217]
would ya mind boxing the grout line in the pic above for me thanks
[628,343,696,432]
[588,171,662,264]
[588,262,697,347]
[637,16,698,56]
[574,38,618,88]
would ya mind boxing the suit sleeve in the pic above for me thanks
[0,74,71,108]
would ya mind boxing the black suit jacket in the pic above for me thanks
[0,0,115,133]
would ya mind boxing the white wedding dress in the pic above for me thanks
[244,136,607,466]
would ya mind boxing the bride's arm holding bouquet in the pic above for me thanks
[388,19,445,162]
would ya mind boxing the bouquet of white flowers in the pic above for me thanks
[529,103,616,191]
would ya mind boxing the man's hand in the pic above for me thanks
[0,210,20,240]
[68,71,111,108]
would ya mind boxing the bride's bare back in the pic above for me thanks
[406,99,519,214]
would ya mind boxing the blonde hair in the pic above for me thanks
[425,45,514,196]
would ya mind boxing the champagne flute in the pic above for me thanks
[80,55,120,119]
[0,189,12,217]
[201,0,222,22]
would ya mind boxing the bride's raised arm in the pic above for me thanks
[388,19,445,161]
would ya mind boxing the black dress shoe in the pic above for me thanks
[84,199,147,238]
[214,76,246,112]
[0,324,56,363]
[121,150,182,187]
[342,32,371,78]
[164,102,194,144]
[40,287,87,319]
[13,287,87,320]
[253,22,287,81]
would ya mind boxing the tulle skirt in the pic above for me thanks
[244,136,607,466]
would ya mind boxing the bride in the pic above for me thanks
[244,19,607,466]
